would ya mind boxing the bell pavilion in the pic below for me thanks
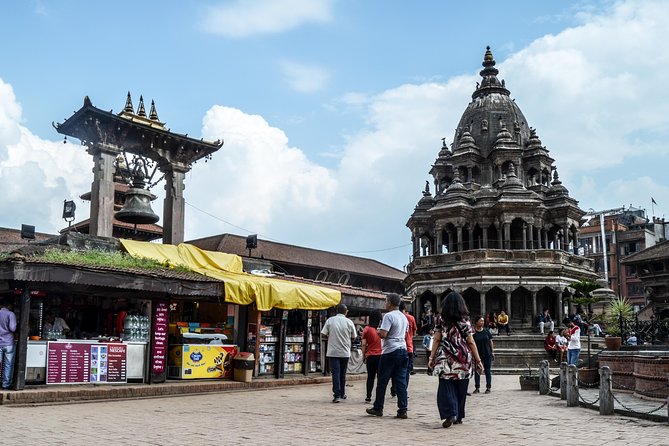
[404,47,598,327]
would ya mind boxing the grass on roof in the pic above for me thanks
[31,248,195,274]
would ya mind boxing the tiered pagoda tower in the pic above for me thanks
[405,47,597,326]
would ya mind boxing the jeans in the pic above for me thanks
[567,348,580,365]
[392,351,415,395]
[437,378,469,421]
[373,348,408,414]
[365,355,380,399]
[328,356,349,398]
[0,344,15,389]
[474,355,492,389]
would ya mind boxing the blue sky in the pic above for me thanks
[1,0,668,270]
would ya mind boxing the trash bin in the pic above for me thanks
[233,352,255,383]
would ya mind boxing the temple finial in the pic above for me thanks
[149,100,159,121]
[137,95,146,117]
[124,92,134,113]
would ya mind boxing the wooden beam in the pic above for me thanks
[13,286,30,390]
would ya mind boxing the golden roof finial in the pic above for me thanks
[149,100,159,121]
[124,92,134,113]
[137,95,146,117]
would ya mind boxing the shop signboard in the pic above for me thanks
[46,341,127,385]
[151,302,169,374]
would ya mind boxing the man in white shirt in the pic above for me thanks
[563,317,581,365]
[321,303,357,403]
[366,293,409,419]
[43,311,70,337]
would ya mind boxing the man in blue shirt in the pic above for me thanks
[0,298,17,390]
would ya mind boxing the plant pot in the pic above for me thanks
[578,368,599,386]
[519,375,540,391]
[604,336,622,351]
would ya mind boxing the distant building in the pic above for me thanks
[0,226,54,253]
[622,239,669,319]
[404,47,597,328]
[580,207,667,307]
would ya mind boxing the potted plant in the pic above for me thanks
[518,363,540,391]
[603,296,633,351]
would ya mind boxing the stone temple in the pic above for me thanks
[404,47,598,328]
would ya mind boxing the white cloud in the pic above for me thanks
[201,0,334,38]
[279,61,330,93]
[0,78,91,234]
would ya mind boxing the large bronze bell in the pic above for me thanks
[115,187,160,225]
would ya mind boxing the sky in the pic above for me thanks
[1,0,668,271]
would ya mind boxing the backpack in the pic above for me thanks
[441,324,471,367]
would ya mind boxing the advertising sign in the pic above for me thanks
[168,345,238,379]
[151,302,169,374]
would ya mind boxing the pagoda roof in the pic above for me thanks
[54,95,223,169]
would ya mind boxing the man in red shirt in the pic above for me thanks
[401,301,418,386]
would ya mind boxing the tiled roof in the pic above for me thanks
[0,226,55,253]
[622,239,669,264]
[188,233,406,280]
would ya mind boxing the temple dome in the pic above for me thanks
[453,47,531,159]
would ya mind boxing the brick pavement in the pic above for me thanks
[0,374,667,446]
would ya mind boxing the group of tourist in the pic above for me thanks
[542,316,584,365]
[323,291,489,428]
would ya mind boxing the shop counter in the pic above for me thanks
[167,344,238,379]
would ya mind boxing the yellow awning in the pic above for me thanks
[120,239,341,311]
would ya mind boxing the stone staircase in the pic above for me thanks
[412,333,605,373]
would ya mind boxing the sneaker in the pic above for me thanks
[365,397,371,403]
[332,397,341,403]
[442,416,456,428]
[366,407,383,417]
[484,388,491,394]
[341,394,347,400]
[472,388,480,394]
[395,411,408,419]
[454,419,463,424]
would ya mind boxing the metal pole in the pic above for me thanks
[599,213,609,284]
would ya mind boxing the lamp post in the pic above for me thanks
[589,208,609,285]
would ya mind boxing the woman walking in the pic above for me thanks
[472,316,494,394]
[428,292,484,428]
[361,310,383,403]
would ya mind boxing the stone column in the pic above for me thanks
[544,228,549,249]
[482,226,488,249]
[562,226,569,252]
[412,230,420,257]
[480,293,486,318]
[505,290,512,316]
[457,226,463,252]
[567,365,578,407]
[531,290,537,322]
[558,292,564,322]
[599,366,614,415]
[88,143,120,238]
[468,227,474,251]
[163,168,187,245]
[435,227,443,254]
[503,222,511,250]
[497,225,503,249]
[522,224,527,250]
[529,224,535,249]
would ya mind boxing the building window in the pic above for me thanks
[652,262,665,272]
[627,283,644,296]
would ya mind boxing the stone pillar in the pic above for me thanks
[457,226,463,252]
[467,166,473,182]
[503,222,511,250]
[482,227,488,249]
[544,229,549,249]
[558,293,564,322]
[573,228,580,255]
[505,290,511,316]
[163,168,187,245]
[563,226,569,252]
[88,143,120,238]
[412,230,420,258]
[435,227,443,254]
[522,224,527,249]
[529,224,535,249]
[480,293,486,318]
[560,362,567,400]
[539,360,550,395]
[497,225,503,249]
[567,364,578,407]
[468,227,474,251]
[531,290,537,322]
[599,366,614,415]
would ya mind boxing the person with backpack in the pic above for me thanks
[428,292,484,428]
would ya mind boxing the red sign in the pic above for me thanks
[152,302,169,373]
[47,341,127,385]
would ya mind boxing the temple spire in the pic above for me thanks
[137,95,146,117]
[124,92,134,113]
[149,100,159,121]
[472,45,510,99]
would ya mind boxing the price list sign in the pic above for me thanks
[47,341,127,385]
[152,302,169,373]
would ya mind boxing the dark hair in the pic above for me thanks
[399,301,406,312]
[368,310,382,327]
[440,292,469,325]
[475,315,485,323]
[386,293,401,307]
[562,317,571,325]
[336,303,347,314]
